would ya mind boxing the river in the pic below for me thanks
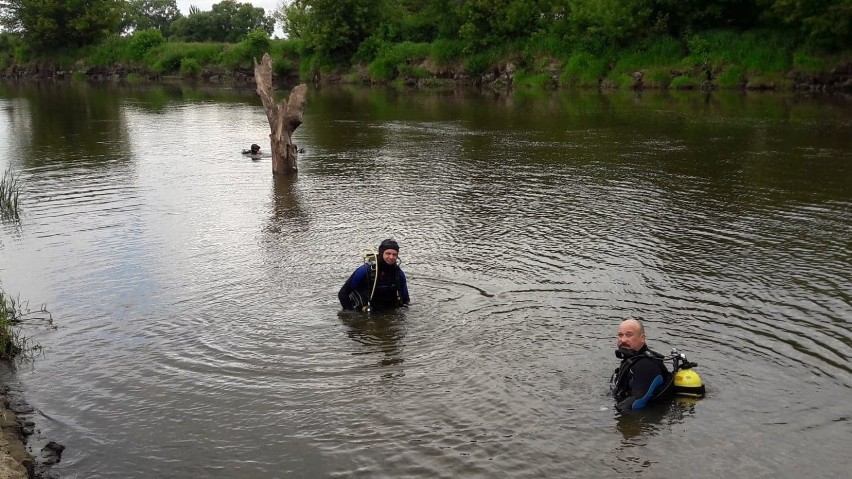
[0,81,850,478]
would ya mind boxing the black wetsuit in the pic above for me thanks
[610,345,673,411]
[338,262,409,311]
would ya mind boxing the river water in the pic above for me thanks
[0,82,849,478]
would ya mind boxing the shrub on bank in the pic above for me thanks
[180,58,202,78]
[671,74,701,90]
[129,29,165,60]
[561,52,608,88]
[86,35,131,66]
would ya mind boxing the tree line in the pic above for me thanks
[0,0,272,51]
[0,0,849,89]
[2,1,849,55]
[281,0,850,60]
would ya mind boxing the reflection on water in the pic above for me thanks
[0,82,850,479]
[341,311,407,369]
[615,397,699,441]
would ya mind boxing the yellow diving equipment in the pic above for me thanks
[673,367,705,397]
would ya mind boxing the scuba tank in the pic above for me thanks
[358,247,379,313]
[669,348,706,397]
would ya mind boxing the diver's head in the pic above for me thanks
[250,144,261,154]
[617,318,646,351]
[378,239,400,266]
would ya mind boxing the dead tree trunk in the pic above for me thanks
[253,53,307,175]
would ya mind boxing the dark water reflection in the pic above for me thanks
[0,82,850,478]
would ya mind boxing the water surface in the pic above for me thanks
[1,82,850,478]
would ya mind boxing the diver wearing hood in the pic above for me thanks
[610,319,674,411]
[338,239,410,312]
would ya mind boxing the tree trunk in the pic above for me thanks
[253,53,307,175]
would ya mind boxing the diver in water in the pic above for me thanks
[338,239,410,312]
[610,319,674,411]
[242,144,262,155]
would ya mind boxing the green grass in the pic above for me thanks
[430,39,465,65]
[560,52,608,88]
[670,75,700,89]
[644,67,673,88]
[0,286,49,360]
[514,70,553,89]
[180,58,202,78]
[689,30,794,74]
[792,50,833,74]
[716,65,745,88]
[611,36,684,75]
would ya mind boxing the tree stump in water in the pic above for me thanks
[253,53,307,174]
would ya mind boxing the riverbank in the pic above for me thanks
[1,59,850,93]
[1,386,33,479]
[0,369,62,479]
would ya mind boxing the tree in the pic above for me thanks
[457,0,552,51]
[253,53,307,174]
[211,0,274,42]
[170,0,273,42]
[280,0,387,60]
[0,0,125,51]
[767,0,852,50]
[124,0,182,37]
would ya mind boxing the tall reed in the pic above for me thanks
[0,165,21,220]
[0,287,48,360]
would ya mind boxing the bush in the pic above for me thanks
[689,29,794,73]
[644,68,672,88]
[128,29,165,61]
[612,36,684,75]
[383,42,431,65]
[430,39,465,65]
[514,70,553,88]
[398,64,430,79]
[670,75,700,89]
[367,58,395,81]
[524,32,573,59]
[715,66,744,88]
[180,58,202,78]
[560,52,608,87]
[86,35,130,66]
[465,52,496,76]
[792,50,831,74]
[149,42,223,73]
[149,44,184,73]
[243,29,270,62]
[352,35,387,64]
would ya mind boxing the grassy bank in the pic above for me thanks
[1,29,849,92]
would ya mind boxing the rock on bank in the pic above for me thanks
[0,388,32,479]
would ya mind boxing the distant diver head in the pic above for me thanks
[250,144,261,153]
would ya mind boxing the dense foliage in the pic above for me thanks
[277,0,850,55]
[170,0,274,42]
[0,0,125,52]
[123,0,182,38]
[0,0,848,89]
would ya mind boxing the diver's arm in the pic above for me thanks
[397,270,410,305]
[338,265,370,309]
